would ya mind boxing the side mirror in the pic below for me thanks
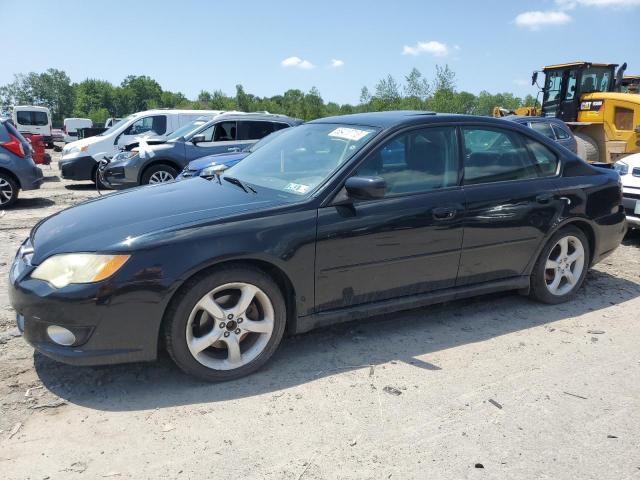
[345,176,386,200]
[191,134,206,144]
[531,71,538,86]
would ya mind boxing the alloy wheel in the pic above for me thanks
[185,282,275,370]
[148,171,175,183]
[544,235,585,296]
[0,177,14,206]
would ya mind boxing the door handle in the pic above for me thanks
[536,193,554,204]
[432,206,457,220]
[227,146,241,152]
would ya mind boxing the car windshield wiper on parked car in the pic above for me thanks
[223,175,256,193]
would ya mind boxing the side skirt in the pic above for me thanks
[295,276,531,334]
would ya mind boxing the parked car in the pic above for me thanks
[8,111,626,381]
[177,125,291,180]
[51,128,65,143]
[63,118,92,143]
[0,118,44,207]
[101,112,301,188]
[11,106,53,148]
[60,109,226,186]
[614,152,640,228]
[501,116,577,154]
[22,133,51,165]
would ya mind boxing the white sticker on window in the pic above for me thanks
[328,127,371,142]
[284,182,310,194]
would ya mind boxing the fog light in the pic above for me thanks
[47,325,76,346]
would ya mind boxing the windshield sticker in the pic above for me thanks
[328,127,371,142]
[284,182,310,194]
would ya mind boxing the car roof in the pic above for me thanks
[309,111,526,129]
[501,115,568,126]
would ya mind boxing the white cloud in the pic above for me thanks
[402,40,450,57]
[281,56,315,69]
[330,59,345,68]
[557,0,640,7]
[515,10,572,30]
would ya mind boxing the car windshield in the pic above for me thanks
[166,120,209,141]
[226,123,379,196]
[97,115,133,136]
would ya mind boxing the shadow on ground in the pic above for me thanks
[13,197,56,209]
[64,183,98,191]
[33,267,639,412]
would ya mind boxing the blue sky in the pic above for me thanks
[1,0,638,104]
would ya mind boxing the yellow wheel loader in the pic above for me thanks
[495,62,640,163]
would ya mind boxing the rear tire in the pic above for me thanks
[574,132,599,163]
[141,164,178,185]
[163,266,287,381]
[0,173,18,208]
[530,226,590,304]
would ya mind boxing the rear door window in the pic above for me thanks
[551,124,571,140]
[529,121,556,140]
[16,111,49,126]
[462,127,539,185]
[237,121,275,140]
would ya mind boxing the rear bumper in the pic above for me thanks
[591,209,627,265]
[14,162,44,191]
[59,155,96,181]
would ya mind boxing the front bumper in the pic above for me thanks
[59,155,97,181]
[8,242,164,366]
[99,158,141,190]
[622,193,640,228]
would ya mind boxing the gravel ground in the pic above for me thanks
[0,149,639,479]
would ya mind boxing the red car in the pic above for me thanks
[22,133,51,165]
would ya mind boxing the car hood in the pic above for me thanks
[189,152,249,170]
[30,178,285,263]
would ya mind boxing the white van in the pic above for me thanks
[60,109,228,184]
[12,106,53,147]
[63,117,93,143]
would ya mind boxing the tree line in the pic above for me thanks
[0,66,538,126]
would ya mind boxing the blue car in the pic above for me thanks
[177,128,290,180]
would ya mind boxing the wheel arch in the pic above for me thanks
[158,258,298,350]
[0,167,21,189]
[138,158,183,184]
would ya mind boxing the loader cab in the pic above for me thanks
[539,62,617,122]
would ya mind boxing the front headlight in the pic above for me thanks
[200,164,218,177]
[111,150,137,163]
[31,253,130,288]
[614,161,629,176]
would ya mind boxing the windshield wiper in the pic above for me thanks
[223,175,256,193]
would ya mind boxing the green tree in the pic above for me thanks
[120,75,162,112]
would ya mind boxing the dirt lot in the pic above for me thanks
[1,150,639,480]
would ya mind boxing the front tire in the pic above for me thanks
[0,173,19,208]
[530,226,590,304]
[141,164,177,185]
[164,266,287,381]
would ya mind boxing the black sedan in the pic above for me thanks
[9,112,626,381]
